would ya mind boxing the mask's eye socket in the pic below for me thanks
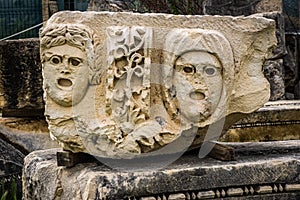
[182,65,195,74]
[204,66,217,76]
[50,56,62,65]
[69,58,81,67]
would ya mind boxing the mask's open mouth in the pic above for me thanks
[58,78,72,87]
[190,90,205,100]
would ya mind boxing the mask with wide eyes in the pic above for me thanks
[176,64,219,77]
[203,66,219,76]
[49,55,82,67]
[183,65,195,74]
[50,55,62,65]
[69,58,82,67]
[175,64,196,75]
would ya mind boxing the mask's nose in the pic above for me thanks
[192,71,207,85]
[60,59,71,75]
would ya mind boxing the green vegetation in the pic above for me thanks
[0,179,17,200]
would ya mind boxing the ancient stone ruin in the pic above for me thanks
[21,10,300,200]
[40,11,275,159]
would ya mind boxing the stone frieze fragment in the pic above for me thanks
[40,11,276,159]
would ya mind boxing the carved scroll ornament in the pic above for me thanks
[41,12,276,159]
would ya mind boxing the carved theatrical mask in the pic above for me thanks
[164,29,234,128]
[41,12,276,159]
[43,44,89,107]
[172,51,223,123]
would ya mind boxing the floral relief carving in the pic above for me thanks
[41,12,276,159]
[106,26,152,134]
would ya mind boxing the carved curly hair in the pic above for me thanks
[40,24,101,84]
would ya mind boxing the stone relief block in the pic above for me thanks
[0,39,44,112]
[106,26,152,131]
[40,11,276,159]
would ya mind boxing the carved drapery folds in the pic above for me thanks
[41,12,276,159]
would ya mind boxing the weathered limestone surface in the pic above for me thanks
[23,145,300,199]
[259,12,286,101]
[254,12,286,60]
[263,60,285,101]
[202,1,287,101]
[0,118,59,153]
[223,100,300,142]
[255,0,283,13]
[41,11,276,158]
[65,0,291,102]
[88,0,130,12]
[222,100,300,142]
[203,0,282,16]
[115,0,297,102]
[284,34,299,100]
[0,137,24,200]
[0,39,44,112]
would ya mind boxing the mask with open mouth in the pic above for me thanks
[172,51,222,124]
[43,44,89,107]
[57,78,73,88]
[163,29,234,127]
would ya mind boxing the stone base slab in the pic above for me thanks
[223,100,300,142]
[23,141,300,199]
[0,117,59,153]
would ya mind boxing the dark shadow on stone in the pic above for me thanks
[0,137,25,200]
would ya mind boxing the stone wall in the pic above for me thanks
[0,38,44,116]
[284,33,300,99]
[0,39,58,200]
[203,0,282,16]
[88,0,282,15]
[283,0,300,32]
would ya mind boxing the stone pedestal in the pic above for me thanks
[223,100,300,142]
[23,141,300,199]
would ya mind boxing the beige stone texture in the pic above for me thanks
[22,146,300,199]
[255,0,282,13]
[40,11,276,158]
[222,100,300,142]
[0,118,59,152]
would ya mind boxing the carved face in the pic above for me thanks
[173,51,223,123]
[43,44,89,106]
